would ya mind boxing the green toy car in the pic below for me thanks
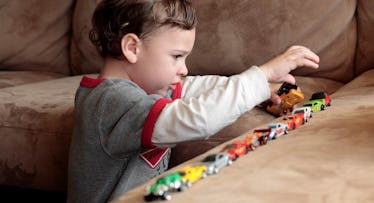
[303,99,325,112]
[144,172,186,201]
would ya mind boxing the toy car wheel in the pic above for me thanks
[144,194,155,202]
[284,127,289,134]
[186,181,192,188]
[227,159,233,166]
[202,171,208,179]
[321,104,326,110]
[213,167,219,174]
[177,185,187,192]
[249,144,256,151]
[162,192,172,201]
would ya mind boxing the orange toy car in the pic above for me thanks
[266,83,305,116]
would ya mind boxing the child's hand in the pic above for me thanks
[259,45,319,84]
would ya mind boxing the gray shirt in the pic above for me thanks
[67,78,172,203]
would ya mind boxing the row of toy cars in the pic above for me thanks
[144,83,331,201]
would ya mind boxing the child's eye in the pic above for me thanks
[174,55,182,59]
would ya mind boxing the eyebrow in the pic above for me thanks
[172,50,191,55]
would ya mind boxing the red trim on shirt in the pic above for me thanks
[171,82,182,100]
[142,98,172,148]
[80,76,106,88]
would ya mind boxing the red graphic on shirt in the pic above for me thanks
[139,148,169,168]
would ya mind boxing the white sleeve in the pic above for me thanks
[181,75,230,99]
[152,66,270,147]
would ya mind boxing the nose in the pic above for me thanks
[179,62,188,76]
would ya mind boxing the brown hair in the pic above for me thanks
[89,0,197,58]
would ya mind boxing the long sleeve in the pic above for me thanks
[181,74,230,99]
[151,66,270,147]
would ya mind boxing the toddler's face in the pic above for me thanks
[131,26,196,95]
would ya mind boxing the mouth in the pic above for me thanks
[169,83,177,90]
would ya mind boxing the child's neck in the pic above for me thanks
[99,57,130,80]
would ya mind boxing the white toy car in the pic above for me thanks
[292,106,312,123]
[268,123,289,139]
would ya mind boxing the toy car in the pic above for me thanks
[266,83,304,116]
[178,165,208,187]
[280,113,304,130]
[199,153,232,175]
[292,106,312,123]
[310,91,331,106]
[303,99,325,112]
[245,133,260,151]
[221,141,248,161]
[253,128,271,145]
[267,122,289,139]
[277,82,298,95]
[144,172,185,201]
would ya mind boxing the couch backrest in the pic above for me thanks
[355,0,374,77]
[187,0,357,83]
[69,0,373,83]
[0,0,75,75]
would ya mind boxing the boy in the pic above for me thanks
[67,0,319,202]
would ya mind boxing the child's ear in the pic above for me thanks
[121,33,140,64]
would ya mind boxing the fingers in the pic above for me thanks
[287,45,319,69]
[270,94,281,105]
[259,45,319,84]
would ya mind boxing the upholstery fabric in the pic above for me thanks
[113,69,374,203]
[70,0,357,83]
[70,0,103,74]
[0,75,89,191]
[355,0,374,75]
[187,0,357,83]
[0,71,65,89]
[0,0,74,75]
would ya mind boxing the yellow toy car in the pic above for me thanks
[178,165,208,187]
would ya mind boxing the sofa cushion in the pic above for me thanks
[355,0,374,76]
[0,75,95,191]
[0,0,75,75]
[0,71,65,89]
[187,0,357,83]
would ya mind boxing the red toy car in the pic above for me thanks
[221,141,248,161]
[253,129,271,146]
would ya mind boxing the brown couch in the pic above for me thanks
[0,0,373,198]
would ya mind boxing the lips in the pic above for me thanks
[169,84,177,90]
